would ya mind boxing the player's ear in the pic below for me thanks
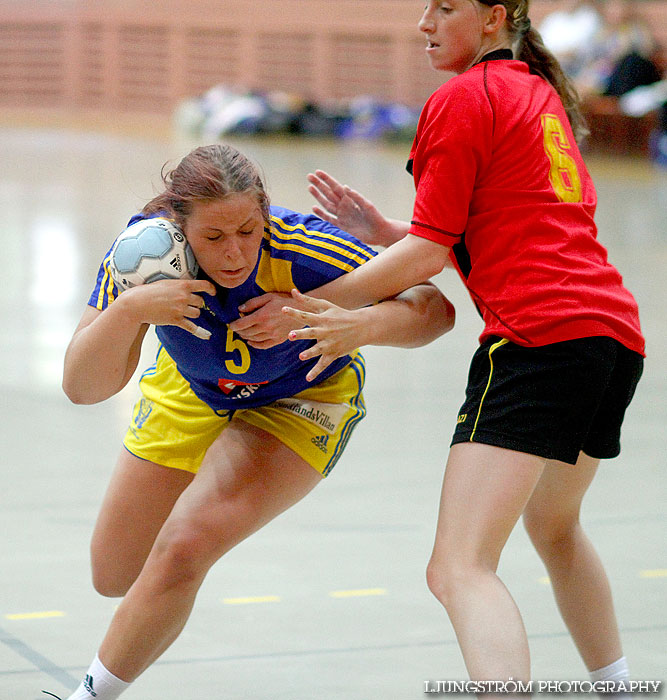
[482,4,508,34]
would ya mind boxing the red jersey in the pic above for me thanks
[408,52,645,355]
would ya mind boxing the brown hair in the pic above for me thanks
[476,0,589,142]
[143,144,270,226]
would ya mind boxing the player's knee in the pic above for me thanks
[523,509,578,559]
[90,535,146,597]
[151,527,219,589]
[91,563,135,598]
[426,555,467,609]
[425,557,445,602]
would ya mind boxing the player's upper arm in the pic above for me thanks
[72,304,103,336]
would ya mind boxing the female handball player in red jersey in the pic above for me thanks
[236,0,645,694]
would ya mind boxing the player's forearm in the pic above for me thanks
[379,222,456,271]
[355,283,455,349]
[311,234,450,309]
[374,218,411,247]
[63,299,148,404]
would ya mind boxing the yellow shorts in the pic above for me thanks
[123,346,366,477]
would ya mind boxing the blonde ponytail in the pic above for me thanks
[477,0,589,143]
[517,26,589,142]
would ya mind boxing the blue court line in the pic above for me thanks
[0,623,79,689]
[0,623,663,679]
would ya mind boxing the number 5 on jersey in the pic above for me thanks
[225,328,251,374]
[541,113,582,204]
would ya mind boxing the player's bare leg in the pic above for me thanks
[426,443,546,693]
[523,452,624,671]
[90,450,194,597]
[96,421,322,681]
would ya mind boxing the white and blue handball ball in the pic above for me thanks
[109,217,199,291]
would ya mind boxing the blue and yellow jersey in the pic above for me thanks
[89,206,376,411]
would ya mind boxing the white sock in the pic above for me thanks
[590,656,631,698]
[66,654,132,700]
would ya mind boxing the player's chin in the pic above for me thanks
[425,53,456,73]
[211,268,250,287]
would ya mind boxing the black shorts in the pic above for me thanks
[451,336,644,465]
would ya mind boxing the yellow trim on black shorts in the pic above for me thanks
[469,338,509,442]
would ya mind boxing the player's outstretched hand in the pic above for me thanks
[231,292,310,349]
[307,170,390,247]
[282,289,365,382]
[124,279,215,340]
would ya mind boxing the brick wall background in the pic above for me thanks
[1,1,664,116]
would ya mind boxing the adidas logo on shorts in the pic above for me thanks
[311,434,329,453]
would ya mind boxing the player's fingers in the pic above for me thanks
[237,294,270,314]
[283,311,323,333]
[282,305,318,325]
[313,170,346,197]
[187,280,216,296]
[307,172,339,202]
[228,315,256,332]
[309,170,336,184]
[181,320,211,340]
[296,341,327,360]
[305,354,334,383]
[231,305,277,331]
[307,184,336,211]
[183,305,201,319]
[311,206,337,224]
[193,289,211,305]
[287,326,317,341]
[290,288,332,312]
[236,325,274,341]
[232,326,263,341]
[344,186,371,209]
[247,338,282,350]
[239,333,273,344]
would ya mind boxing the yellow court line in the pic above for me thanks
[223,596,281,605]
[639,569,667,578]
[5,611,65,620]
[329,588,387,598]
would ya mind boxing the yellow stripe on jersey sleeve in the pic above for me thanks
[269,216,375,266]
[268,238,356,273]
[95,255,117,309]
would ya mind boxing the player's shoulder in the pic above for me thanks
[268,205,345,238]
[428,59,530,106]
[125,210,171,228]
[266,205,376,263]
[424,68,491,120]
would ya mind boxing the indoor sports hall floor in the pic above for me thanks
[1,117,665,699]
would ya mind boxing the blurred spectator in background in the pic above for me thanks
[538,0,604,79]
[540,0,665,164]
[620,79,667,167]
[575,0,662,99]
